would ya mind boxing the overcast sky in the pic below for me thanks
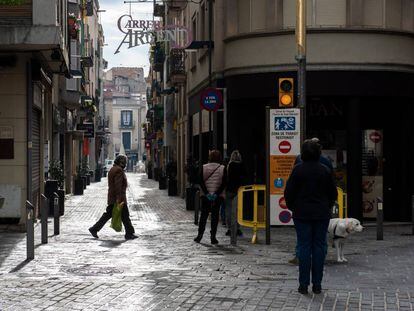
[99,0,153,76]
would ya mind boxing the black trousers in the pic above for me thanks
[198,196,223,238]
[91,204,135,236]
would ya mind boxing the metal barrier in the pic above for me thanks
[53,192,60,235]
[237,185,266,244]
[26,200,35,260]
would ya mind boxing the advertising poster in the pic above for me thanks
[269,109,301,225]
[362,129,383,218]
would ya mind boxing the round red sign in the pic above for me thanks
[369,131,382,143]
[278,141,291,154]
[279,197,287,209]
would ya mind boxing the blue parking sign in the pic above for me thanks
[274,117,296,131]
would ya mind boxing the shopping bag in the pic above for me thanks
[110,203,123,232]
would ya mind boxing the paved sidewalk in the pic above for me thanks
[1,173,414,310]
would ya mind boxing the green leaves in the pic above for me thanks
[0,0,26,5]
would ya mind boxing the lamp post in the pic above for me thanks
[296,0,307,142]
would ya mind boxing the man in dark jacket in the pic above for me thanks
[285,140,337,295]
[89,154,137,240]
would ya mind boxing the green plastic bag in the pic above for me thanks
[110,203,123,232]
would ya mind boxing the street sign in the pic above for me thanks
[270,109,301,156]
[278,141,291,154]
[77,123,94,138]
[268,108,301,226]
[200,88,223,112]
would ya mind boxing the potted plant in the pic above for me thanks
[68,13,80,40]
[48,160,65,215]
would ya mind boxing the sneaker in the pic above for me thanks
[194,235,202,243]
[125,234,138,240]
[225,230,231,236]
[298,285,308,295]
[89,228,98,238]
[312,285,322,294]
[211,237,219,245]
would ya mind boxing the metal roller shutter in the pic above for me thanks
[32,108,41,208]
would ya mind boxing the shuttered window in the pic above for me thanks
[32,108,41,209]
[283,0,296,28]
[0,0,32,25]
[315,0,346,26]
[364,0,384,27]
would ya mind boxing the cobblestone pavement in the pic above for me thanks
[1,174,414,310]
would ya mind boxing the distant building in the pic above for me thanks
[103,68,147,171]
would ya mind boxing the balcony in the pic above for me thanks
[119,121,136,129]
[169,49,186,85]
[81,55,94,67]
[0,0,69,73]
[154,4,164,17]
[167,0,186,11]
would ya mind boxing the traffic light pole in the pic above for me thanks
[296,0,307,143]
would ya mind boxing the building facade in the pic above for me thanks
[0,0,105,225]
[150,0,414,221]
[103,67,147,171]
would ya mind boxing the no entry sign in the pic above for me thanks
[278,141,291,154]
[369,131,382,143]
[200,88,223,112]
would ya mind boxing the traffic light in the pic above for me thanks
[278,78,294,108]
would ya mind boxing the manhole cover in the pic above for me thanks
[66,266,123,276]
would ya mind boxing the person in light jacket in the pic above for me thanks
[284,140,337,295]
[89,154,137,240]
[194,150,227,245]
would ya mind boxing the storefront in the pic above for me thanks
[224,71,414,222]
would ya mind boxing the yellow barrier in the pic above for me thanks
[336,187,347,218]
[237,185,347,244]
[237,185,266,244]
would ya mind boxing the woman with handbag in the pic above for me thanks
[194,150,227,244]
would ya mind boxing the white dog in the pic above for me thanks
[328,218,363,263]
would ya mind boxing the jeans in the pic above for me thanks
[198,196,223,239]
[91,204,135,236]
[225,191,240,230]
[294,218,330,287]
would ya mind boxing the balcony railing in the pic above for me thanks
[169,48,186,84]
[119,121,135,129]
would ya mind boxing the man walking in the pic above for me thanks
[89,154,137,240]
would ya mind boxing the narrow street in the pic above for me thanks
[0,174,414,310]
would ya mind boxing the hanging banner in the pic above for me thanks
[269,109,301,225]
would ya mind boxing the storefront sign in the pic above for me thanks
[77,123,95,138]
[268,109,301,225]
[200,88,223,112]
[115,15,192,54]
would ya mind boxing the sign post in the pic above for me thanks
[266,107,271,245]
[268,108,301,226]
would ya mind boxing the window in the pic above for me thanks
[121,110,133,126]
[122,132,132,150]
[201,2,206,40]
